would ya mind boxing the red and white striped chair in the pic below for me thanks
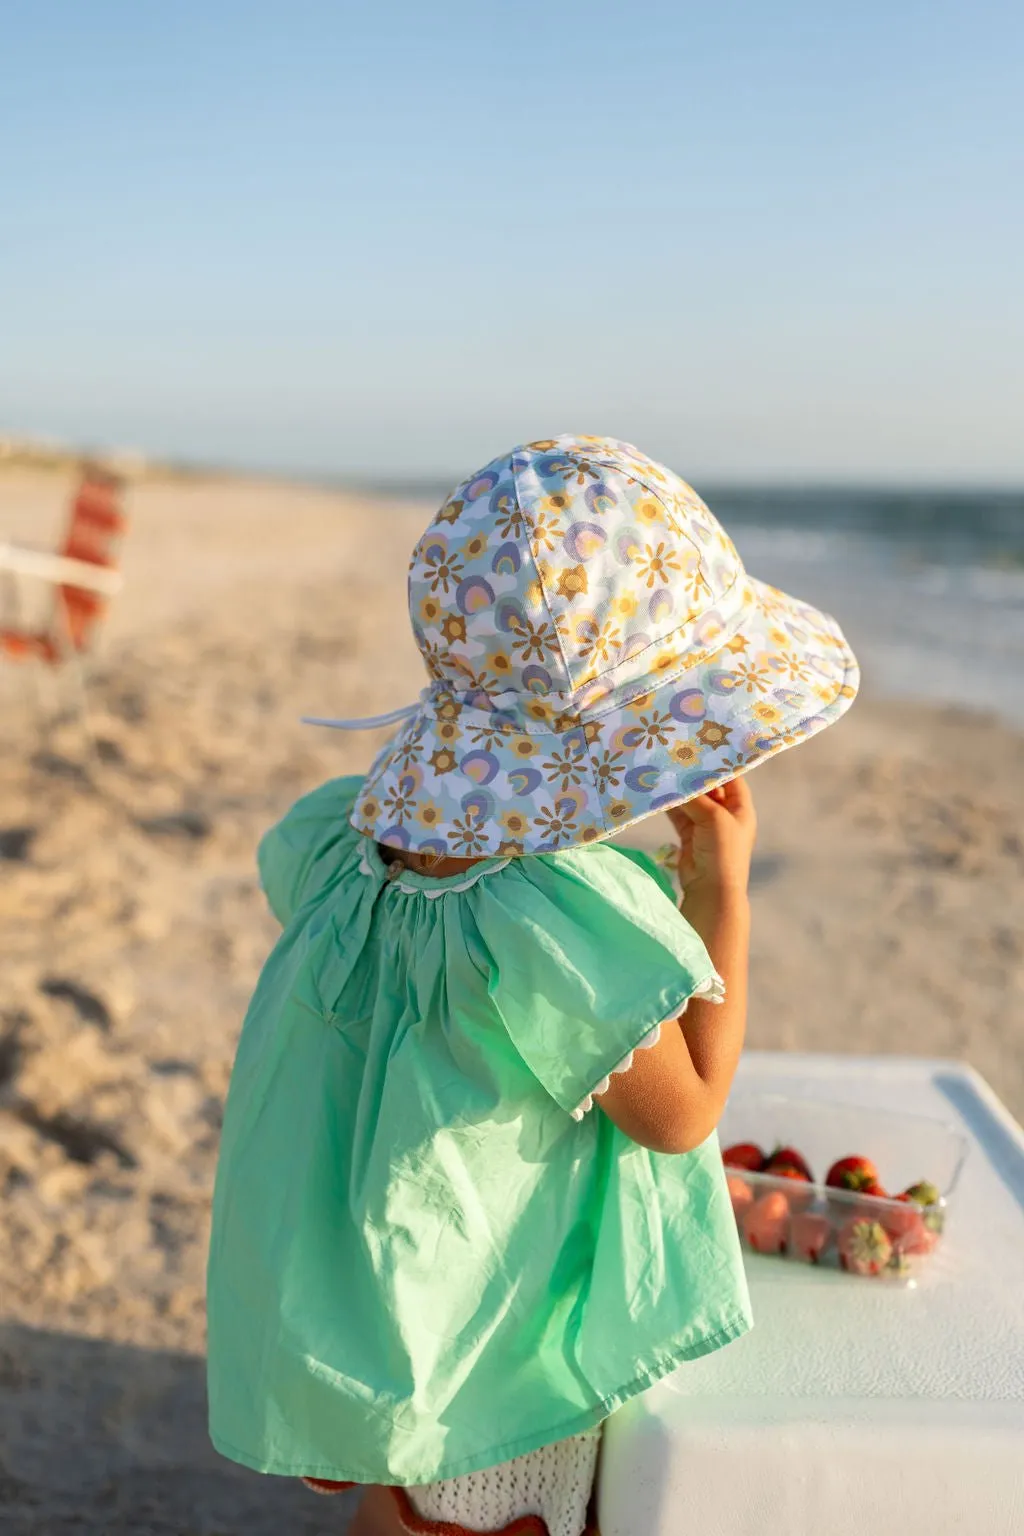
[0,466,127,728]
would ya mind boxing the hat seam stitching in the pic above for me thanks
[567,451,695,520]
[511,452,577,701]
[513,460,611,834]
[423,601,749,739]
[520,447,745,704]
[569,567,747,708]
[575,707,613,838]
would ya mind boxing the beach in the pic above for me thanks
[2,465,1022,1533]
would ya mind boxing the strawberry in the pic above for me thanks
[837,1216,893,1276]
[825,1155,880,1192]
[790,1211,832,1264]
[769,1165,815,1211]
[902,1181,944,1234]
[882,1196,926,1241]
[741,1191,791,1254]
[764,1145,813,1182]
[899,1219,938,1257]
[722,1142,765,1173]
[854,1179,890,1216]
[726,1174,754,1217]
[880,1199,934,1257]
[902,1180,941,1207]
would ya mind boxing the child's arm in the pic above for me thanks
[596,778,755,1154]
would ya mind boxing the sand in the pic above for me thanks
[1,466,1022,1533]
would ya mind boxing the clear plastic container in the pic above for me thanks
[718,1092,969,1284]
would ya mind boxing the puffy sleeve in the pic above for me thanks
[469,844,724,1121]
[612,844,679,903]
[257,775,364,925]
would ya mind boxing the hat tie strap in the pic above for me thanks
[301,701,421,731]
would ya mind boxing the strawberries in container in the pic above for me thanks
[741,1192,790,1254]
[762,1146,815,1210]
[879,1197,924,1240]
[825,1155,880,1192]
[764,1146,814,1182]
[717,1094,967,1285]
[837,1217,893,1276]
[902,1181,946,1236]
[769,1165,816,1211]
[883,1199,937,1256]
[790,1211,832,1264]
[903,1179,941,1208]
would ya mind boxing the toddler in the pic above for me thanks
[206,435,858,1535]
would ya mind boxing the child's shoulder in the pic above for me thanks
[509,838,680,916]
[473,839,695,982]
[257,775,364,925]
[596,842,678,903]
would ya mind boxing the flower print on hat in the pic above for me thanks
[325,435,859,856]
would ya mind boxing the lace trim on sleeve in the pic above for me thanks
[569,971,726,1122]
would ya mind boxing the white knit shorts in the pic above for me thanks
[406,1428,601,1536]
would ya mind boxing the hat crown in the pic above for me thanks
[408,436,745,722]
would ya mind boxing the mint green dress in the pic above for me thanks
[206,776,752,1486]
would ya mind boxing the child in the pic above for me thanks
[206,435,858,1536]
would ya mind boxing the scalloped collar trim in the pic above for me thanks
[358,838,511,897]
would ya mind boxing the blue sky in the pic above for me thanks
[1,1,1022,484]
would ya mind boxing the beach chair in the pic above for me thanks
[0,466,127,731]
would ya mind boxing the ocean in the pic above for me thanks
[711,488,1024,724]
[367,482,1024,725]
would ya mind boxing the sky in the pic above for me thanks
[1,1,1022,486]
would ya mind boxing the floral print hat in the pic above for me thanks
[306,435,859,858]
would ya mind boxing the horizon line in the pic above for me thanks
[3,432,1023,497]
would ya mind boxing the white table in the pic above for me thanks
[597,1054,1024,1536]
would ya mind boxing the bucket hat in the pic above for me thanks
[307,435,859,857]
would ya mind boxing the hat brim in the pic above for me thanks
[351,574,859,858]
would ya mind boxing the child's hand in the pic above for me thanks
[666,776,757,902]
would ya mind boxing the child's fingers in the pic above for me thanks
[667,776,756,829]
[720,774,756,825]
[667,794,720,829]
